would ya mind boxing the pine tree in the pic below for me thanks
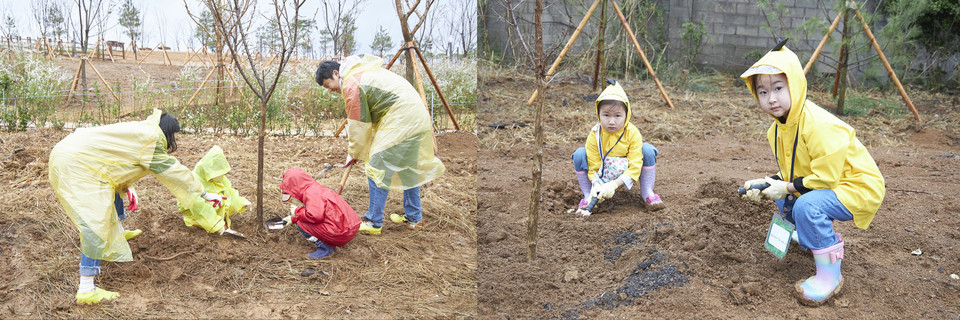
[118,0,142,59]
[369,26,392,57]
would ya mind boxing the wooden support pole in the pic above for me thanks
[526,0,601,106]
[138,44,157,64]
[611,0,675,108]
[161,43,172,65]
[412,45,461,130]
[385,45,405,69]
[186,67,218,106]
[85,60,121,101]
[853,6,921,123]
[62,59,85,107]
[836,7,851,115]
[804,10,844,74]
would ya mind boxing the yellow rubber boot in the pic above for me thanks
[123,229,142,240]
[390,214,422,230]
[76,287,119,304]
[358,221,381,235]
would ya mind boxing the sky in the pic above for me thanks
[1,0,472,57]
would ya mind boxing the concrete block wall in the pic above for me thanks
[482,0,868,73]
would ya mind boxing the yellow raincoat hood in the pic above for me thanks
[584,81,645,186]
[740,46,885,229]
[49,109,204,261]
[340,54,445,190]
[178,145,248,230]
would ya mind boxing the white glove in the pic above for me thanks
[201,191,226,208]
[742,177,767,190]
[761,177,791,200]
[590,180,619,201]
[289,204,298,215]
[741,188,762,202]
[282,215,293,225]
[243,199,252,207]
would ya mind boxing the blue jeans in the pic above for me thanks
[778,189,853,250]
[79,193,124,276]
[363,178,421,228]
[571,143,658,172]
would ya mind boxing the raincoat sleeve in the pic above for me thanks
[343,75,373,161]
[585,127,602,182]
[799,121,850,190]
[620,126,644,186]
[145,135,211,228]
[290,193,327,225]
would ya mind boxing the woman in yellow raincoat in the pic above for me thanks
[48,109,226,304]
[739,43,885,306]
[178,145,250,231]
[314,54,445,235]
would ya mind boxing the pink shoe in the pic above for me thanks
[578,199,588,208]
[644,194,664,210]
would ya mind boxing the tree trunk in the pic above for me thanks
[837,8,850,115]
[526,0,545,262]
[256,98,267,228]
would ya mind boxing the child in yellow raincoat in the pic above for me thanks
[739,42,885,306]
[48,109,227,304]
[570,80,663,216]
[315,54,445,235]
[178,145,250,231]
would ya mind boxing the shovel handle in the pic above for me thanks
[584,197,599,213]
[337,163,353,194]
[738,182,771,196]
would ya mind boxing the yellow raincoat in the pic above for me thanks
[340,54,445,190]
[177,145,248,230]
[584,82,645,188]
[741,46,885,229]
[49,109,207,262]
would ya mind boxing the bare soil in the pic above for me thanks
[0,128,477,318]
[477,69,960,318]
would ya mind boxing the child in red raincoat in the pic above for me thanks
[279,168,361,258]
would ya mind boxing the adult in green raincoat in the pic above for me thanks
[178,145,250,231]
[739,43,885,306]
[314,54,445,235]
[48,109,227,304]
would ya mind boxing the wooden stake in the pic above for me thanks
[804,10,844,74]
[85,60,121,101]
[412,45,461,130]
[138,44,157,64]
[186,66,218,107]
[62,59,85,107]
[526,0,601,106]
[161,43,172,65]
[334,119,347,137]
[853,6,921,123]
[611,0,675,108]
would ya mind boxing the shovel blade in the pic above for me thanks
[224,228,246,238]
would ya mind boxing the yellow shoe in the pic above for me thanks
[389,214,422,230]
[123,229,142,240]
[75,287,119,304]
[358,221,381,235]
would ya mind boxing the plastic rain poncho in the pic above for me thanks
[48,109,206,262]
[339,54,445,190]
[177,145,248,230]
[741,46,885,229]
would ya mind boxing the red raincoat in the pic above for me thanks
[279,168,360,247]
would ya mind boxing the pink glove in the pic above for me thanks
[126,187,138,212]
[344,155,357,167]
[202,191,227,208]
